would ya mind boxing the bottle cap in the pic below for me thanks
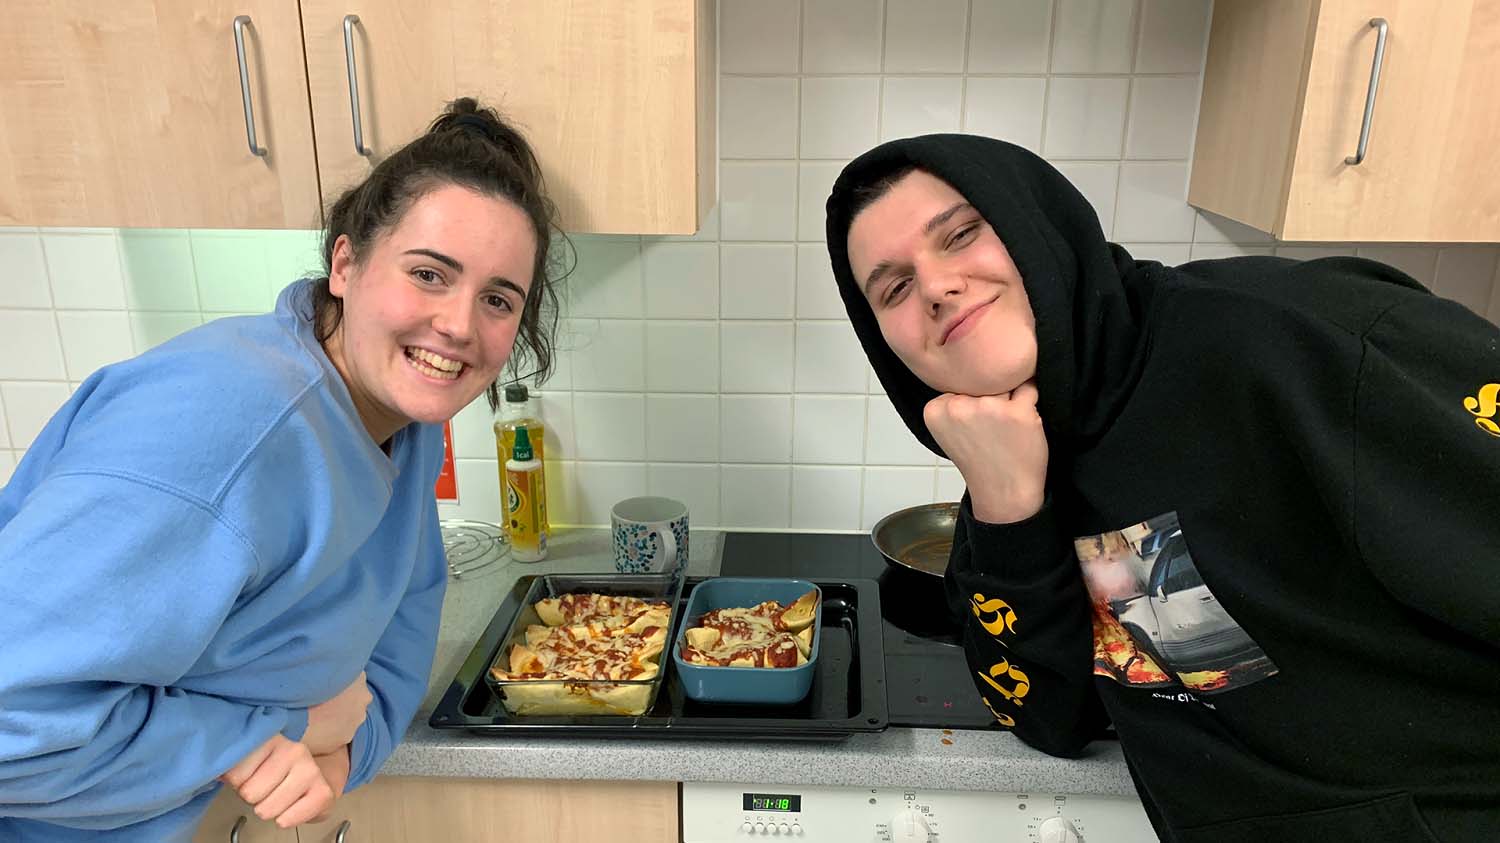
[504,383,529,403]
[512,425,534,461]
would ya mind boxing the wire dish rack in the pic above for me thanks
[439,520,510,579]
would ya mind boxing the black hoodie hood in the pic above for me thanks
[826,134,1159,455]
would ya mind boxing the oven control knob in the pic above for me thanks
[1038,816,1084,843]
[741,821,754,834]
[753,821,766,835]
[791,822,803,836]
[778,823,791,835]
[770,822,781,835]
[888,810,933,842]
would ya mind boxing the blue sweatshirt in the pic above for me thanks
[0,281,448,842]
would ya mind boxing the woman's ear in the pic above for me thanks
[328,235,356,298]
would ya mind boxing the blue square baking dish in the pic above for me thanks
[671,577,822,705]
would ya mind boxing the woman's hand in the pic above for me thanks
[302,672,372,756]
[220,735,336,829]
[307,746,353,822]
[924,382,1048,524]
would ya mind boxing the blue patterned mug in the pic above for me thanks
[611,496,689,578]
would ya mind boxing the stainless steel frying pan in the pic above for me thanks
[870,501,960,578]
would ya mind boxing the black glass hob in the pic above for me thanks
[718,531,1000,731]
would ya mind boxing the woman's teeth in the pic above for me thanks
[405,347,463,380]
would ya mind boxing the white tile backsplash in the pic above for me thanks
[794,321,868,393]
[720,162,800,241]
[791,465,863,530]
[568,319,645,391]
[880,77,964,142]
[968,0,1055,73]
[721,0,802,74]
[1125,76,1201,160]
[963,77,1047,152]
[796,243,844,319]
[572,393,646,460]
[647,462,722,527]
[797,162,845,243]
[646,394,720,462]
[791,395,866,464]
[865,396,938,466]
[0,310,67,380]
[884,0,969,73]
[1050,161,1120,237]
[1136,0,1212,74]
[721,244,797,318]
[44,232,126,310]
[55,311,135,380]
[720,395,793,463]
[10,0,1498,533]
[802,0,883,73]
[721,77,801,159]
[569,238,645,319]
[1113,162,1195,243]
[721,321,796,393]
[0,232,53,308]
[642,242,720,319]
[1043,76,1130,158]
[721,464,792,528]
[1051,0,1137,73]
[573,461,649,525]
[799,77,882,160]
[861,466,939,529]
[646,321,720,392]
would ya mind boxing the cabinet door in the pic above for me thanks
[299,777,677,843]
[0,1,320,228]
[1284,0,1500,241]
[300,0,713,235]
[193,788,298,843]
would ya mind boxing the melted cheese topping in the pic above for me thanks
[681,600,807,668]
[492,594,671,683]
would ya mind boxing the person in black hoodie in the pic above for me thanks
[825,134,1500,842]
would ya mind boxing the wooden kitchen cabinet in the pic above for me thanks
[193,788,298,843]
[297,777,678,843]
[299,0,716,235]
[1188,0,1500,242]
[0,1,321,229]
[1,0,715,234]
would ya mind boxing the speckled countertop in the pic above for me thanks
[378,527,1135,796]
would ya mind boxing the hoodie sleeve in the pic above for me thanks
[1351,295,1500,647]
[343,484,447,790]
[944,495,1110,757]
[0,472,305,830]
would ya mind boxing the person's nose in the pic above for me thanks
[431,293,476,343]
[916,258,966,316]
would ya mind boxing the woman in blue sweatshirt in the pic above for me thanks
[0,97,563,841]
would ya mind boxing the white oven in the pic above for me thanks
[681,782,1158,842]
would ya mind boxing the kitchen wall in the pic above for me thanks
[2,0,1497,531]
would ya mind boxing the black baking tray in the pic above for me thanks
[428,576,888,740]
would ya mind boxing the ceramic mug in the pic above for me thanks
[612,496,689,578]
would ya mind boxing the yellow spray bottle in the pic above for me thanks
[504,424,547,562]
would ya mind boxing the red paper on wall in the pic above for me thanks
[434,421,458,501]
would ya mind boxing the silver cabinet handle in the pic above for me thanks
[335,819,352,842]
[229,815,246,843]
[232,16,267,157]
[343,14,372,156]
[1345,17,1389,166]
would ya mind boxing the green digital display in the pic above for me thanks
[743,793,801,812]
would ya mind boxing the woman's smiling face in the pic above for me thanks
[325,183,537,443]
